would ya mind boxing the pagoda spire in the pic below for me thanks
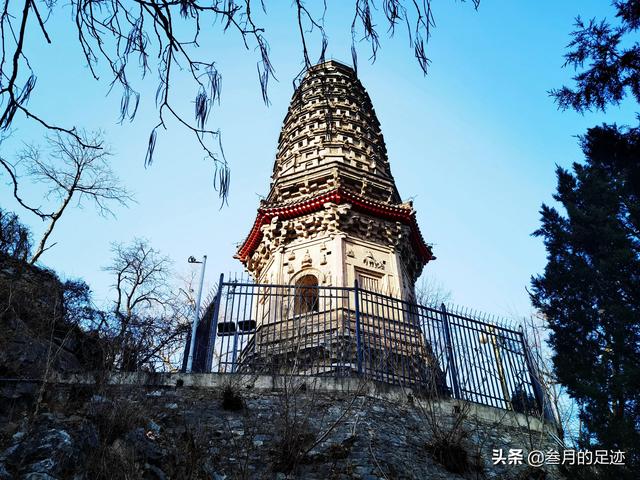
[269,60,399,205]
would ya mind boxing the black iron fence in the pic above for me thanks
[184,274,556,423]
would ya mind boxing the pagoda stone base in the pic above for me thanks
[235,311,448,395]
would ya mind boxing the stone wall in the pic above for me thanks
[0,373,567,479]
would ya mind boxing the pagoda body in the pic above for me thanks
[237,61,433,295]
[235,61,437,381]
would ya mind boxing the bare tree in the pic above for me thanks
[104,238,190,371]
[415,274,452,306]
[0,0,479,203]
[1,132,133,264]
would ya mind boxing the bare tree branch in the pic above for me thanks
[8,131,134,264]
[0,1,479,205]
[0,155,49,218]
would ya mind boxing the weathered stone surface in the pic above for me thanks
[0,463,11,480]
[0,408,103,479]
[0,379,569,479]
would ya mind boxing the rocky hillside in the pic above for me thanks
[0,374,568,480]
[0,254,104,380]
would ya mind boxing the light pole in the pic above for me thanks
[186,255,207,373]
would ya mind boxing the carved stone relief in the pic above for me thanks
[302,250,312,267]
[248,204,424,284]
[363,251,386,270]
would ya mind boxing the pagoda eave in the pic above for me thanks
[235,187,434,265]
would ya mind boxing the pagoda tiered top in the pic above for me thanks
[268,60,401,205]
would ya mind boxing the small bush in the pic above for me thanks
[426,438,482,474]
[173,424,211,479]
[221,384,243,411]
[91,399,147,444]
[325,435,355,460]
[273,425,315,473]
[85,439,140,480]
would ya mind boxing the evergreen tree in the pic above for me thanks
[0,208,31,261]
[552,0,640,114]
[531,124,640,476]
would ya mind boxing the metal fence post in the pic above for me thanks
[181,330,191,373]
[353,280,363,375]
[441,304,461,399]
[521,329,556,424]
[205,273,224,373]
[231,328,240,373]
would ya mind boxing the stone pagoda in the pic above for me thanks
[234,61,439,382]
[236,60,434,296]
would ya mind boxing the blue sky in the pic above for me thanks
[1,1,637,319]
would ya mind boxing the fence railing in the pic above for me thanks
[184,274,556,424]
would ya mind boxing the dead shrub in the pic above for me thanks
[416,399,484,475]
[172,423,212,479]
[325,435,356,460]
[90,398,147,444]
[85,439,141,480]
[273,421,315,473]
[221,384,244,411]
[426,438,479,474]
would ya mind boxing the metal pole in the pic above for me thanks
[186,255,207,373]
[354,280,363,375]
[441,304,461,399]
[206,273,225,372]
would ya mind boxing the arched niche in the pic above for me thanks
[291,270,321,315]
